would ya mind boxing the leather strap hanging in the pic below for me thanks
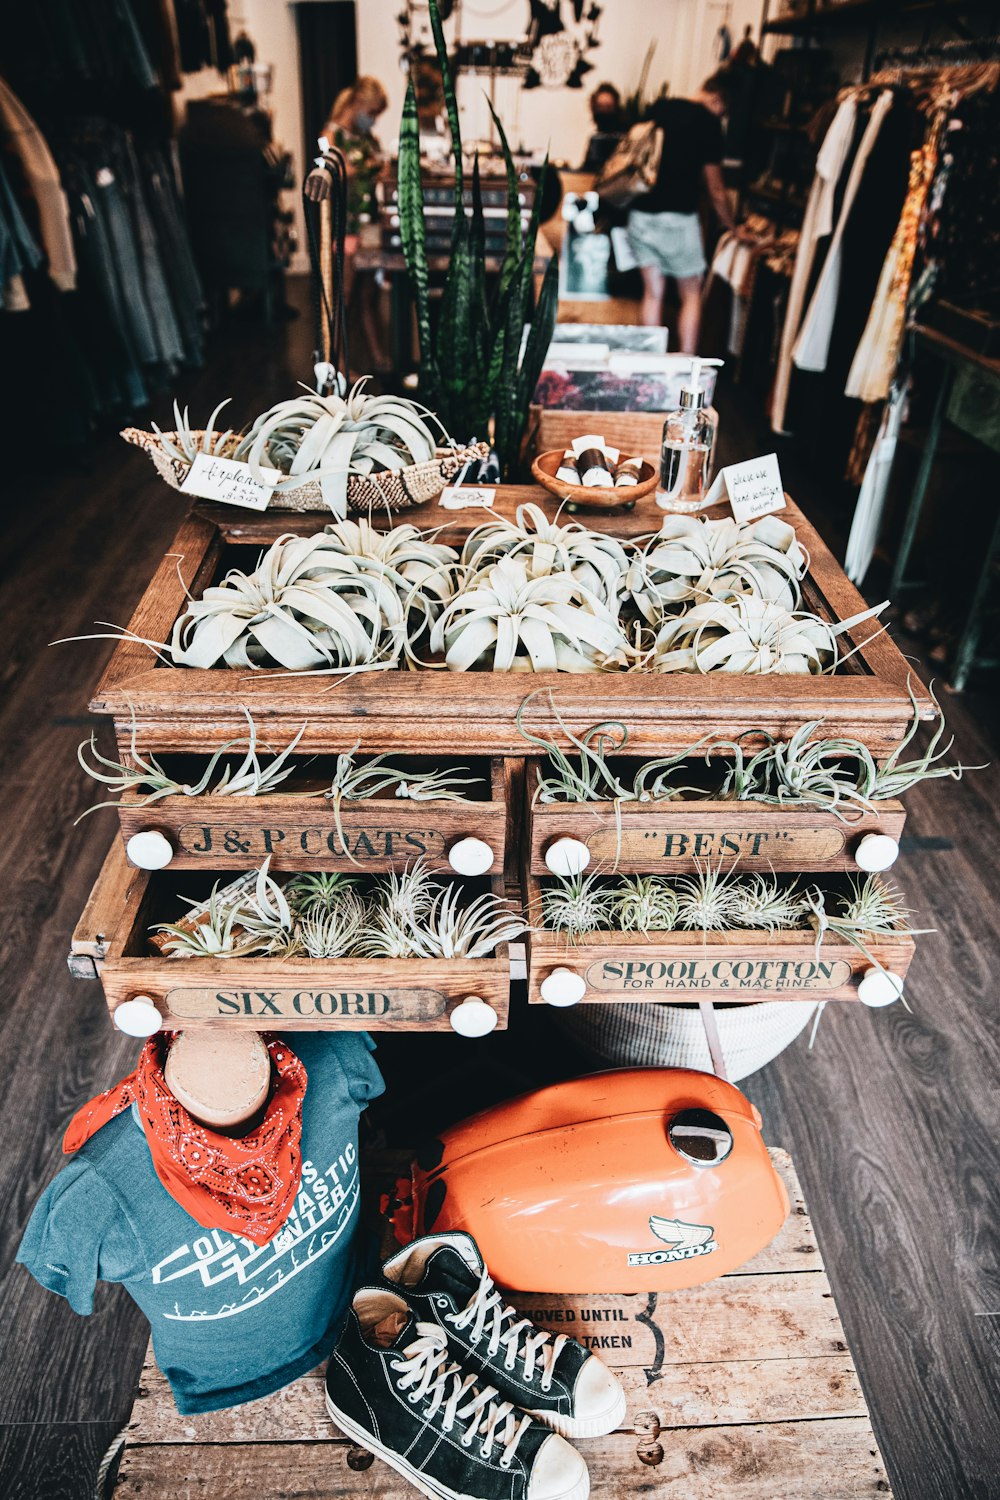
[303,142,350,394]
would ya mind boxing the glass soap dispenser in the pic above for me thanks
[656,357,723,512]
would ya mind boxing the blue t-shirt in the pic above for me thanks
[17,1033,384,1414]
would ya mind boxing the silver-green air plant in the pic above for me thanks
[153,883,257,959]
[675,865,741,932]
[151,398,237,463]
[611,876,679,934]
[284,871,360,916]
[358,862,525,958]
[76,710,307,820]
[542,873,616,941]
[729,875,809,932]
[324,746,476,862]
[295,889,369,958]
[232,859,299,955]
[803,875,932,1002]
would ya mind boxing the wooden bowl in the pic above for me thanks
[530,449,659,512]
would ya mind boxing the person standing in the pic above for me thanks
[627,73,752,350]
[582,82,625,171]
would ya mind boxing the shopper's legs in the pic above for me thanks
[675,273,703,353]
[640,265,666,327]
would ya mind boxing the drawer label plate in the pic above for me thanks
[164,987,450,1021]
[176,822,448,861]
[582,826,848,865]
[583,956,855,994]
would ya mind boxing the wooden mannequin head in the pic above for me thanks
[164,1032,271,1131]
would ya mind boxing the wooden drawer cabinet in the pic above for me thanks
[70,841,511,1035]
[115,758,507,875]
[526,762,907,876]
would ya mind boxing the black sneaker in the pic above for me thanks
[325,1287,590,1500]
[381,1233,626,1439]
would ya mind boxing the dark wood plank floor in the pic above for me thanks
[1,280,997,1499]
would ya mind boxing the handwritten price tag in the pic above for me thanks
[438,486,497,510]
[704,452,786,522]
[181,453,280,511]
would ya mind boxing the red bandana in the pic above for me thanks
[63,1035,308,1246]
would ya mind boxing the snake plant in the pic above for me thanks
[396,0,558,475]
[430,558,631,673]
[628,515,809,619]
[462,504,631,611]
[77,710,306,820]
[233,380,446,518]
[650,594,888,675]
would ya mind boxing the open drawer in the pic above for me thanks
[522,869,916,1006]
[525,759,907,876]
[114,757,507,876]
[69,840,512,1036]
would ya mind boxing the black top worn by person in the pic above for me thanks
[633,98,724,214]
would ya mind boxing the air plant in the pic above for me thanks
[871,679,983,797]
[233,379,448,518]
[324,746,476,862]
[712,722,880,819]
[541,873,616,940]
[729,875,809,932]
[151,398,237,463]
[284,871,360,916]
[398,884,527,958]
[650,594,888,676]
[153,883,257,959]
[232,859,299,955]
[611,875,679,934]
[169,530,428,672]
[628,514,809,619]
[675,865,741,931]
[461,504,631,611]
[295,889,369,957]
[430,557,632,673]
[77,710,307,820]
[321,518,459,636]
[803,875,932,992]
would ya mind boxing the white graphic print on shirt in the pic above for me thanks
[151,1145,359,1321]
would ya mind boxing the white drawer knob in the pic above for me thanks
[544,837,591,877]
[450,996,498,1037]
[447,837,495,876]
[857,967,904,1007]
[126,829,174,870]
[113,996,163,1036]
[854,834,900,872]
[540,967,587,1007]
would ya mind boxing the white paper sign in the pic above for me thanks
[704,452,786,522]
[181,453,279,511]
[438,485,497,510]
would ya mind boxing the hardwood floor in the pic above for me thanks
[0,279,997,1498]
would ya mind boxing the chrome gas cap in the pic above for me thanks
[668,1108,734,1166]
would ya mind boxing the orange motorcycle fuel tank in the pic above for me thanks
[391,1069,789,1293]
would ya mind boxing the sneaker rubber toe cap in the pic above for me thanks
[573,1357,627,1434]
[527,1433,590,1500]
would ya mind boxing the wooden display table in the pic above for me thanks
[112,1151,893,1499]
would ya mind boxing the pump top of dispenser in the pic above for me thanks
[679,356,723,409]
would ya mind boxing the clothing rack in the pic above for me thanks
[874,33,1000,72]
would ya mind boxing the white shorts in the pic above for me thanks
[627,209,706,279]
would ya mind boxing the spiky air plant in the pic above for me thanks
[151,398,238,463]
[295,889,369,957]
[650,594,888,676]
[430,557,632,673]
[153,884,259,959]
[461,503,631,611]
[729,875,809,932]
[284,871,360,917]
[77,710,307,820]
[169,529,431,672]
[711,722,880,820]
[871,679,984,797]
[232,859,300,955]
[627,514,810,620]
[397,884,527,959]
[323,746,475,862]
[803,875,932,995]
[234,379,447,518]
[611,876,679,934]
[541,873,616,940]
[675,865,741,931]
[321,518,459,639]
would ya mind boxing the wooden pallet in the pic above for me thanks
[113,1151,892,1499]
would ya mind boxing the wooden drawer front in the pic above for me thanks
[529,795,907,875]
[527,928,915,1005]
[71,842,510,1034]
[117,761,507,874]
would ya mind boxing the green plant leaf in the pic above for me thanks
[429,0,462,200]
[398,80,438,400]
[486,98,524,307]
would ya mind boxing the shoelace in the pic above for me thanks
[448,1267,569,1392]
[391,1325,532,1468]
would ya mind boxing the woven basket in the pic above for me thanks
[121,429,490,515]
[554,1000,818,1083]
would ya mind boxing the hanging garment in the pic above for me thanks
[844,378,907,584]
[0,155,42,307]
[63,1033,308,1246]
[792,90,895,374]
[846,114,946,403]
[0,78,76,291]
[771,94,858,433]
[18,1033,384,1415]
